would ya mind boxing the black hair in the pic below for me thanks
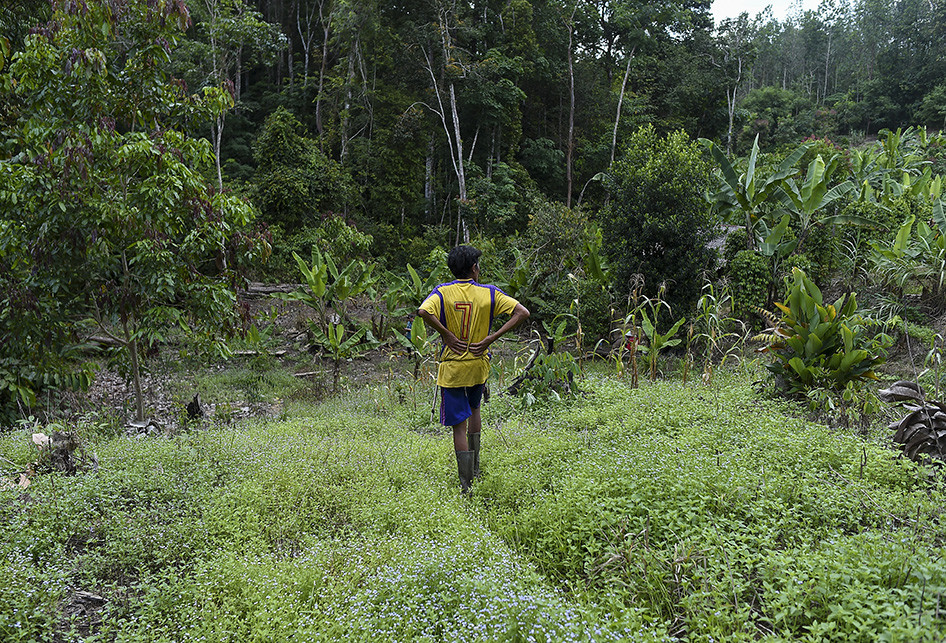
[447,245,482,279]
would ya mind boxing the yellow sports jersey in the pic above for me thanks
[420,279,520,387]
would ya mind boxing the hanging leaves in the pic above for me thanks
[880,380,946,465]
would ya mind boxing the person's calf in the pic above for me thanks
[452,421,469,451]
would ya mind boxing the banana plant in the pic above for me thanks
[502,247,551,316]
[368,274,411,343]
[311,323,377,393]
[393,317,431,380]
[404,263,450,308]
[583,239,611,290]
[869,215,918,298]
[277,249,375,335]
[757,212,798,279]
[781,153,863,253]
[854,128,936,206]
[323,251,376,309]
[871,203,946,302]
[908,218,946,301]
[876,127,929,175]
[933,198,946,236]
[701,135,810,251]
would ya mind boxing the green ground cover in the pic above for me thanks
[1,366,944,642]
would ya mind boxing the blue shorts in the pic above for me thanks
[440,383,485,427]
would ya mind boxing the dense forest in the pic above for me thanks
[4,0,946,257]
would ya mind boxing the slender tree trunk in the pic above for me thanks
[448,83,466,201]
[298,4,309,87]
[235,47,242,104]
[421,46,466,203]
[123,315,144,422]
[468,125,479,162]
[495,124,501,165]
[119,251,145,422]
[340,49,355,163]
[611,47,636,166]
[286,15,294,88]
[565,3,578,208]
[488,128,495,179]
[726,56,742,155]
[204,0,225,190]
[426,134,435,219]
[316,19,330,143]
[211,115,225,191]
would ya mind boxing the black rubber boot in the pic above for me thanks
[467,432,481,478]
[455,450,474,494]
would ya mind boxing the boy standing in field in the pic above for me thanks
[418,246,530,493]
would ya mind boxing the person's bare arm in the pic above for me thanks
[417,308,468,355]
[468,303,530,356]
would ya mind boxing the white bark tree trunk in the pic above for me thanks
[611,47,636,166]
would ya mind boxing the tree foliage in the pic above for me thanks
[0,0,267,419]
[251,106,356,231]
[601,125,717,318]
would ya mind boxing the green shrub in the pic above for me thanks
[760,267,888,396]
[263,215,373,281]
[780,252,814,283]
[546,276,612,345]
[797,222,840,282]
[465,162,536,238]
[728,249,770,318]
[722,227,749,266]
[839,197,906,251]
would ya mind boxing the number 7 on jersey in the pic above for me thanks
[454,301,473,341]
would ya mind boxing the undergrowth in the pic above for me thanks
[0,367,944,642]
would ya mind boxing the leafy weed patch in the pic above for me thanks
[0,370,943,641]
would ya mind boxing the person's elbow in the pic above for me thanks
[515,304,530,321]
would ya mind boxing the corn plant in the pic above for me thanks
[692,282,747,385]
[635,288,686,381]
[605,275,645,387]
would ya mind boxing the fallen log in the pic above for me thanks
[242,282,303,298]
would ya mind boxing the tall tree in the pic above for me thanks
[716,13,756,153]
[602,125,716,316]
[177,0,284,188]
[1,0,267,420]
